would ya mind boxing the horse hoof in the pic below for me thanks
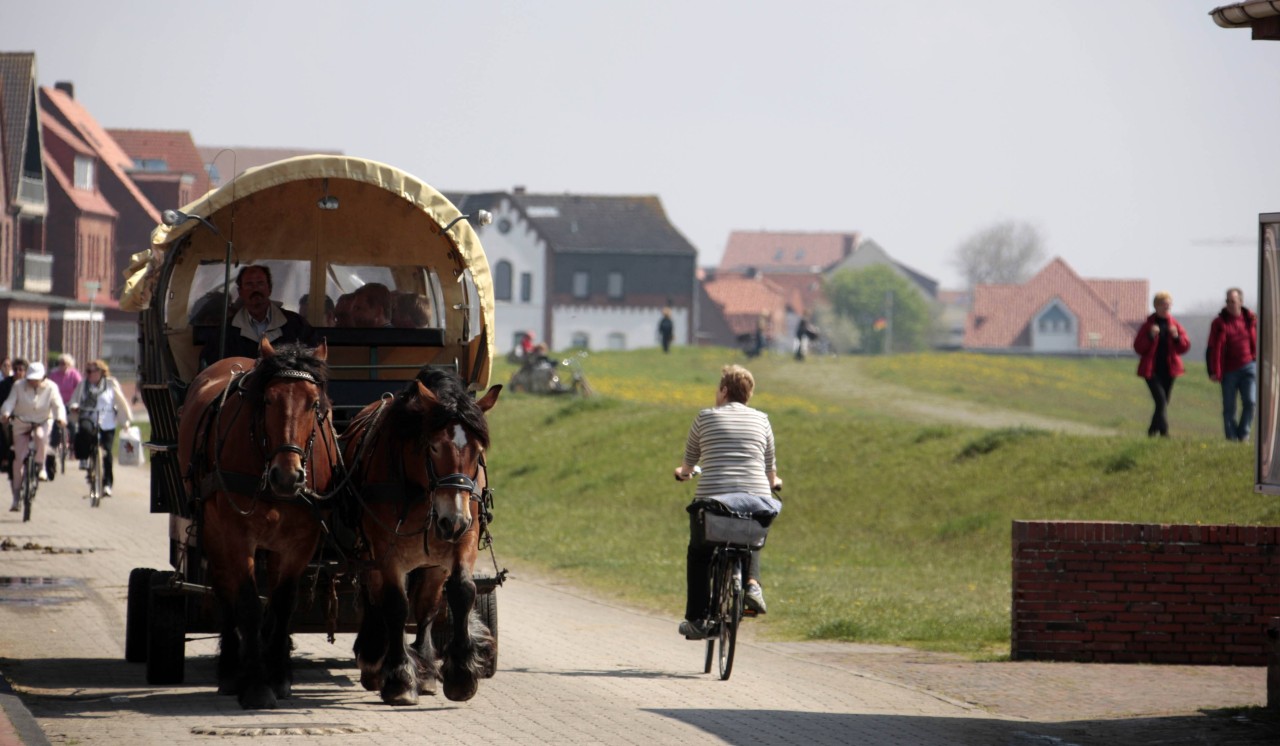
[443,678,478,702]
[382,687,418,707]
[417,678,437,696]
[272,680,292,699]
[359,669,382,692]
[239,686,278,710]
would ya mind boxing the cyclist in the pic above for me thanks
[68,359,133,497]
[1,362,67,510]
[673,364,782,640]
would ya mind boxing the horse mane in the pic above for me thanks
[242,342,330,410]
[388,367,490,449]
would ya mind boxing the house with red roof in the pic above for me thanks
[964,257,1147,353]
[698,270,795,349]
[108,129,212,210]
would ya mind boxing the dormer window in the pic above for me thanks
[73,155,95,190]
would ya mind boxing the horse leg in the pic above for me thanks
[407,566,445,695]
[262,576,299,700]
[440,568,492,702]
[232,576,277,709]
[374,578,420,706]
[354,572,388,692]
[215,593,241,695]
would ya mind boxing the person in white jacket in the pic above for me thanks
[1,362,67,509]
[68,359,133,497]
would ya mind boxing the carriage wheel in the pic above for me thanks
[476,591,497,678]
[125,568,156,662]
[145,571,186,684]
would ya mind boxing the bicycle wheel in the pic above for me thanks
[20,455,36,523]
[89,444,103,508]
[716,553,741,681]
[703,550,724,674]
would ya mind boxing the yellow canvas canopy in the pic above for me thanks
[125,155,494,388]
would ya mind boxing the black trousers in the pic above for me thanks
[685,511,762,620]
[1145,375,1175,437]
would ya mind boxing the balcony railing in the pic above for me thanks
[19,252,53,293]
[16,176,46,215]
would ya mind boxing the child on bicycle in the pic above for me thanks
[1,362,67,510]
[68,359,133,497]
[673,364,782,640]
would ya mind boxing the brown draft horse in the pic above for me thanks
[344,367,500,705]
[177,338,340,709]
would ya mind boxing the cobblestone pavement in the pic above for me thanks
[0,463,1277,745]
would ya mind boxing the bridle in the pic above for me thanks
[252,368,329,495]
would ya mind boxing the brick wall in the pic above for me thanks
[1012,521,1280,665]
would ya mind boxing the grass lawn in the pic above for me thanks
[486,347,1273,656]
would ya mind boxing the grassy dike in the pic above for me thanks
[484,347,1276,655]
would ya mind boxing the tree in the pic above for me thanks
[824,265,933,353]
[952,220,1046,288]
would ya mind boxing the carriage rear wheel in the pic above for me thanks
[125,567,156,662]
[145,571,187,684]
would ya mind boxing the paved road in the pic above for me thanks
[0,462,1276,745]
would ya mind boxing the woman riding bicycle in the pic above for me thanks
[1,362,68,511]
[68,359,133,497]
[673,364,782,640]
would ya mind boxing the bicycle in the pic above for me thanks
[54,420,69,475]
[10,417,48,522]
[677,466,777,681]
[82,420,104,508]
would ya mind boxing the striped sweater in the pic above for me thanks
[683,402,776,499]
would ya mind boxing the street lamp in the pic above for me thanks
[84,280,100,361]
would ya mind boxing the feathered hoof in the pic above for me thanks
[443,675,478,702]
[238,684,278,710]
[381,683,419,707]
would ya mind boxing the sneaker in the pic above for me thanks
[37,469,48,482]
[678,619,710,640]
[744,582,767,614]
[78,460,88,470]
[8,502,17,512]
[103,485,112,497]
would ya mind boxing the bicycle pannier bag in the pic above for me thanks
[698,511,768,549]
[74,422,96,460]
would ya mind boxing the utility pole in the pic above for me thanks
[884,289,894,355]
[84,280,100,362]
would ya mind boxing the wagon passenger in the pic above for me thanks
[202,265,313,364]
[673,364,782,640]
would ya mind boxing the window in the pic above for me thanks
[494,260,512,301]
[572,271,589,299]
[607,332,626,350]
[520,272,532,302]
[73,156,95,190]
[571,332,590,349]
[607,271,623,299]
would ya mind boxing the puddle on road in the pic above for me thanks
[0,576,85,606]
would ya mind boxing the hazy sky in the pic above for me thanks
[6,1,1278,310]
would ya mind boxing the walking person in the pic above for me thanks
[673,364,782,639]
[1207,287,1258,441]
[794,313,818,361]
[658,308,675,353]
[68,359,132,497]
[1133,291,1190,438]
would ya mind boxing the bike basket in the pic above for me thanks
[697,511,768,549]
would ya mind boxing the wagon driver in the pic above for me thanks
[203,264,314,364]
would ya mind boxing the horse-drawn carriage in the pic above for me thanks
[120,156,505,707]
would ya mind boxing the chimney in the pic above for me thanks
[842,234,855,258]
[513,185,526,195]
[55,81,74,99]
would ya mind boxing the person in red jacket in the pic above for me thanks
[1207,287,1257,441]
[1133,291,1191,437]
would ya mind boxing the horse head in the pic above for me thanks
[254,337,331,498]
[397,373,500,542]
